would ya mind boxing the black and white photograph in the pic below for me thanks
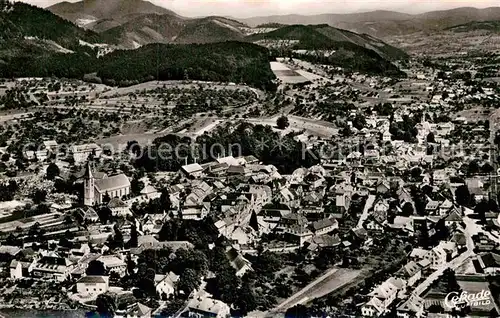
[0,0,500,317]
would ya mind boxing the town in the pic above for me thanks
[1,0,500,317]
[0,48,500,317]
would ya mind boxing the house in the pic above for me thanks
[9,259,32,280]
[140,184,161,200]
[373,200,389,214]
[363,277,406,317]
[439,199,453,215]
[396,294,424,318]
[98,255,126,276]
[397,261,421,287]
[276,213,313,246]
[108,198,130,216]
[77,207,99,223]
[127,302,152,318]
[142,215,164,234]
[335,194,351,213]
[186,295,230,318]
[43,140,58,152]
[226,248,253,277]
[445,210,463,226]
[361,297,384,317]
[310,218,338,236]
[131,235,194,254]
[466,178,485,201]
[432,170,449,185]
[365,216,384,232]
[477,252,500,274]
[424,242,457,269]
[368,277,406,308]
[181,163,204,178]
[256,209,286,234]
[376,181,390,194]
[76,275,109,297]
[70,143,102,164]
[155,272,179,299]
[425,199,440,214]
[32,255,73,281]
[0,245,22,257]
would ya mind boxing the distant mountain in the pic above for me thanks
[99,13,186,47]
[48,0,178,29]
[99,15,246,48]
[255,23,287,29]
[446,20,500,33]
[246,24,406,76]
[240,7,500,38]
[47,0,249,48]
[246,24,407,60]
[174,17,245,44]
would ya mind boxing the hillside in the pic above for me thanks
[246,24,405,76]
[240,7,500,38]
[0,2,275,90]
[174,18,245,44]
[100,15,246,48]
[446,20,500,33]
[96,42,275,89]
[99,13,186,47]
[0,2,100,49]
[48,0,177,29]
[311,24,408,61]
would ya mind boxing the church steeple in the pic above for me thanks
[84,161,93,179]
[84,161,95,206]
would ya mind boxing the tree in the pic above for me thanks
[455,185,471,207]
[402,202,414,216]
[46,163,60,180]
[130,177,145,195]
[102,192,111,204]
[97,207,112,224]
[31,189,47,204]
[427,132,436,143]
[86,260,106,276]
[159,188,171,213]
[178,268,200,294]
[126,254,136,275]
[235,281,257,315]
[439,269,460,293]
[467,160,480,176]
[94,294,116,318]
[276,115,289,130]
[112,225,124,249]
[410,167,422,180]
[475,199,489,224]
[128,224,138,248]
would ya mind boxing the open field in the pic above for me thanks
[246,114,338,138]
[270,62,311,84]
[100,80,264,99]
[271,268,363,313]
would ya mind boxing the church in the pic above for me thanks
[84,163,131,206]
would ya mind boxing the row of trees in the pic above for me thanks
[132,122,319,174]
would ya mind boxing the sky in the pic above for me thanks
[18,0,500,18]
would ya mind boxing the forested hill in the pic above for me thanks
[97,42,276,90]
[0,2,276,90]
[0,41,277,91]
[0,2,100,49]
[247,24,406,76]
